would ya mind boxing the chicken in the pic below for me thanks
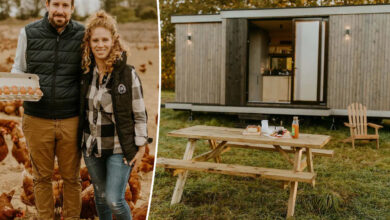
[14,101,24,117]
[24,160,33,175]
[79,166,91,190]
[0,190,24,219]
[21,170,34,206]
[0,101,24,116]
[52,162,61,181]
[81,180,91,191]
[124,185,134,210]
[138,144,155,173]
[138,67,146,73]
[3,105,15,115]
[5,56,13,65]
[18,106,24,117]
[139,156,154,173]
[53,180,63,208]
[0,120,17,134]
[80,184,97,220]
[80,166,90,181]
[10,126,23,142]
[0,135,8,162]
[132,203,148,220]
[11,139,29,166]
[128,168,141,205]
[20,191,34,207]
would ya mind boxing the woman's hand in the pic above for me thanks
[123,145,146,171]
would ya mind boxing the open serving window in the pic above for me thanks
[247,18,327,105]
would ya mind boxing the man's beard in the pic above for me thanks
[49,13,70,29]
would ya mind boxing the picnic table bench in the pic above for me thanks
[156,125,332,218]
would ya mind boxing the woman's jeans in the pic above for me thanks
[83,153,132,220]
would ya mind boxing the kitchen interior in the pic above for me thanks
[248,19,293,103]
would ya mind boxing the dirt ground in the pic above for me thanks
[0,18,159,218]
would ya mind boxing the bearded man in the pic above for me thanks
[11,0,84,219]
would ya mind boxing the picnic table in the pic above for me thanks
[157,125,332,218]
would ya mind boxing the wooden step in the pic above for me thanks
[226,142,334,157]
[157,158,316,184]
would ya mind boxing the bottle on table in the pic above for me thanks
[292,116,299,139]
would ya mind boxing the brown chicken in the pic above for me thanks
[124,185,135,210]
[20,191,34,207]
[80,166,91,190]
[11,139,29,166]
[0,101,24,116]
[24,160,33,175]
[0,190,24,219]
[81,180,91,191]
[52,163,61,181]
[52,180,63,208]
[132,203,148,220]
[21,170,34,206]
[128,168,141,205]
[0,135,8,162]
[138,144,155,173]
[80,184,97,220]
[138,67,146,73]
[80,166,90,181]
[0,120,17,134]
[10,126,23,142]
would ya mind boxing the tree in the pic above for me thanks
[14,0,45,19]
[0,0,11,20]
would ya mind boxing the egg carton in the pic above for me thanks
[0,72,42,101]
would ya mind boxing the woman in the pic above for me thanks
[77,10,149,220]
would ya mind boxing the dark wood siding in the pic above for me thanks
[224,18,248,106]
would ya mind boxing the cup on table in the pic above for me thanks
[261,120,268,130]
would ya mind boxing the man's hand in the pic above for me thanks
[123,145,146,171]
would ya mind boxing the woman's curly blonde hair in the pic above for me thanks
[81,10,127,74]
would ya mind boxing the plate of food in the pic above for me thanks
[266,127,291,138]
[242,125,261,135]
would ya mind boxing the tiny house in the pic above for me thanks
[166,5,390,117]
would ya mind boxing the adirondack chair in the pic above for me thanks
[344,103,383,149]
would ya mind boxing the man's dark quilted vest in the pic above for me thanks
[24,14,84,119]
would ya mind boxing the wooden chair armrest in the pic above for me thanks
[367,123,383,129]
[344,122,356,128]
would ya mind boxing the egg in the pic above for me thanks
[3,86,10,95]
[35,88,43,96]
[20,86,27,95]
[11,85,18,94]
[27,87,35,95]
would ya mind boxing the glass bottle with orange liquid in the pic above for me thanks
[292,116,299,138]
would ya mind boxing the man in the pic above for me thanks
[11,0,84,219]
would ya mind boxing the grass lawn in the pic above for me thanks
[150,92,390,220]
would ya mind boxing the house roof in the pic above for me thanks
[171,4,390,23]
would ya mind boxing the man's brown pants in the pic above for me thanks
[22,114,81,220]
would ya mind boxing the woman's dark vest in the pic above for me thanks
[78,54,138,161]
[24,14,84,119]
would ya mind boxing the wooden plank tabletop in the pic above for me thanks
[167,125,331,148]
